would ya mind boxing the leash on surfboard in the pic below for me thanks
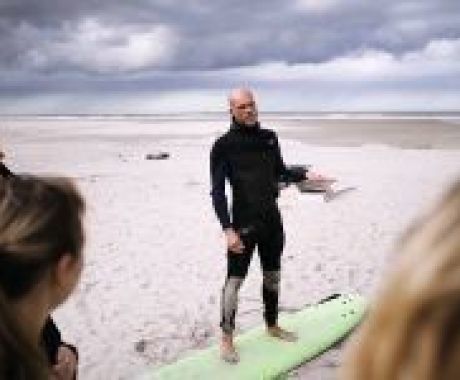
[240,294,344,316]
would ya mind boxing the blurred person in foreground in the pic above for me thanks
[343,179,460,380]
[0,151,12,178]
[0,175,84,379]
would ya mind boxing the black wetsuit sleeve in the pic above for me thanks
[0,162,13,178]
[273,134,307,183]
[210,141,232,229]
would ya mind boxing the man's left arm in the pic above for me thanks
[273,133,326,183]
[273,134,308,183]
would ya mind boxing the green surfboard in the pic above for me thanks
[138,294,366,380]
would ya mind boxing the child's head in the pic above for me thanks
[0,175,85,378]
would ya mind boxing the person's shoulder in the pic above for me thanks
[259,127,278,140]
[212,131,229,145]
[211,131,232,154]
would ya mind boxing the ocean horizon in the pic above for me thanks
[1,111,460,121]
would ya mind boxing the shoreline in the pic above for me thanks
[2,117,460,151]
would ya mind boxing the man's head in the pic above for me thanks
[228,88,258,127]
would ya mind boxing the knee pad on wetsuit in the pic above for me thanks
[222,277,244,302]
[263,270,280,292]
[221,277,244,333]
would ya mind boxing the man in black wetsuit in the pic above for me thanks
[210,88,324,362]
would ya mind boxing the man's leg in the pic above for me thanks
[220,277,244,337]
[220,238,255,362]
[262,269,281,327]
[258,215,297,341]
[258,219,284,329]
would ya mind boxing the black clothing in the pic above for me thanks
[211,121,305,333]
[42,318,62,365]
[42,317,78,366]
[226,206,284,277]
[0,162,13,178]
[210,121,305,230]
[225,206,284,329]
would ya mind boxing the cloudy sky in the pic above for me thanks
[0,0,459,113]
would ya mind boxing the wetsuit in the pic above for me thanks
[210,120,306,333]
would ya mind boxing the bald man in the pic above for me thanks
[210,88,323,362]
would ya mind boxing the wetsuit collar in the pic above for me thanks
[230,117,260,131]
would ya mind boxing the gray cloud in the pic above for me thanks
[1,0,459,71]
[0,0,459,112]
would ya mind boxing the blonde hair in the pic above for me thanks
[343,180,460,380]
[0,175,85,379]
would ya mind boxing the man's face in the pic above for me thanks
[229,91,258,127]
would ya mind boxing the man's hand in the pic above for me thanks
[224,228,245,254]
[50,345,78,380]
[305,171,327,181]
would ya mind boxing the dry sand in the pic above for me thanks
[1,115,460,379]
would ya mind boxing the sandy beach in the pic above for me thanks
[1,115,460,379]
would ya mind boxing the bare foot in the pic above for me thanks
[267,326,298,342]
[220,333,239,364]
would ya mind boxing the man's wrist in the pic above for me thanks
[224,227,234,234]
[223,222,233,231]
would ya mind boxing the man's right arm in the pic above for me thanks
[210,140,245,254]
[210,140,232,230]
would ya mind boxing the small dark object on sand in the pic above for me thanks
[135,339,147,353]
[145,152,170,160]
